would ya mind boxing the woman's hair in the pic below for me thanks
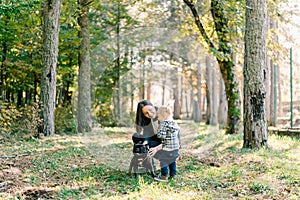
[135,100,153,128]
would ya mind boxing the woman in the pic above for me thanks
[134,100,162,157]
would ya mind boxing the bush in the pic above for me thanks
[94,104,135,127]
[55,104,77,135]
[95,103,116,127]
[0,101,42,141]
[0,100,77,140]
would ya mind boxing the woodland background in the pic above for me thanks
[0,0,300,199]
[0,0,300,140]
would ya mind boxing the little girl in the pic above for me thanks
[154,105,181,182]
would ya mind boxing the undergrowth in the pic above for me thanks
[0,101,76,143]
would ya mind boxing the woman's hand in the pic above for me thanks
[148,144,162,156]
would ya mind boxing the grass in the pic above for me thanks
[0,121,299,199]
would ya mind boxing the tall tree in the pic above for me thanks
[194,63,202,122]
[205,56,212,124]
[211,60,218,125]
[115,0,123,125]
[77,0,92,133]
[243,0,268,149]
[183,0,241,134]
[170,54,181,119]
[218,76,227,128]
[268,14,279,126]
[40,0,62,136]
[190,64,201,123]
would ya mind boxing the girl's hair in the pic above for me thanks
[157,106,172,121]
[135,100,153,128]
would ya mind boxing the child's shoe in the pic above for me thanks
[154,175,168,182]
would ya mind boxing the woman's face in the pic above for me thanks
[142,105,156,119]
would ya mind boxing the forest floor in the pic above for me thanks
[0,120,299,199]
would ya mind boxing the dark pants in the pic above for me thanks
[156,149,179,177]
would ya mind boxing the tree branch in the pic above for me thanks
[183,0,216,50]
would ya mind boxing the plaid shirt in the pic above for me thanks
[157,120,181,151]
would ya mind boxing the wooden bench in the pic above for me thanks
[268,126,300,138]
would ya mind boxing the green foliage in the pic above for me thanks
[95,103,117,127]
[93,56,131,126]
[249,182,271,193]
[0,0,42,107]
[0,101,20,138]
[122,110,136,127]
[228,107,241,118]
[55,104,77,135]
[0,101,42,141]
[89,0,141,127]
[57,0,79,103]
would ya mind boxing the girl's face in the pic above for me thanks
[142,105,156,119]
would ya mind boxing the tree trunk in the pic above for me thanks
[211,61,218,125]
[205,56,212,124]
[140,56,145,100]
[190,72,194,119]
[185,87,190,118]
[180,69,184,116]
[147,58,152,102]
[77,0,92,133]
[265,16,272,125]
[210,0,241,134]
[116,0,122,126]
[266,54,271,124]
[192,66,201,123]
[184,0,241,134]
[62,73,72,104]
[269,58,274,125]
[277,65,282,117]
[34,73,38,103]
[172,66,181,119]
[193,101,201,123]
[40,0,61,136]
[174,95,181,119]
[196,63,202,122]
[130,49,134,112]
[17,89,22,107]
[243,0,268,149]
[162,71,166,105]
[269,18,278,126]
[0,41,7,100]
[218,75,227,128]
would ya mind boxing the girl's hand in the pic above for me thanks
[148,144,162,156]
